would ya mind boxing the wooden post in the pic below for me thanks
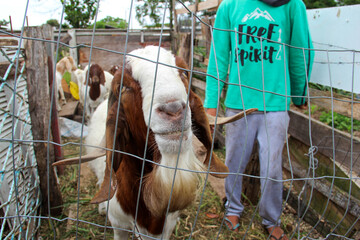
[68,29,78,66]
[178,33,191,66]
[201,16,212,61]
[24,25,63,216]
[44,25,64,174]
[171,0,178,53]
[190,0,199,66]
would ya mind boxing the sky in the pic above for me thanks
[1,0,142,30]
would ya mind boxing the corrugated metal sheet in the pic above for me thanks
[0,46,41,239]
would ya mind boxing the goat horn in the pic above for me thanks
[52,136,106,166]
[52,149,106,166]
[206,108,257,126]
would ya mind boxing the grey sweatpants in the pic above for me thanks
[224,108,289,227]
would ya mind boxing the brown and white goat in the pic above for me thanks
[56,46,255,239]
[109,65,120,76]
[76,64,114,119]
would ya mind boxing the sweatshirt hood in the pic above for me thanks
[259,0,290,6]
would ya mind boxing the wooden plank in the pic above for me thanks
[288,109,360,179]
[24,25,63,216]
[283,165,360,236]
[0,39,18,46]
[193,52,204,62]
[283,138,360,237]
[0,61,24,80]
[176,0,222,14]
[59,101,79,118]
[283,181,334,237]
[193,67,206,74]
[309,88,360,121]
[192,77,206,91]
[283,137,360,218]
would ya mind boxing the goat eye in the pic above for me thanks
[182,71,189,79]
[121,86,131,94]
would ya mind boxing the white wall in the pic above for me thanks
[307,5,360,94]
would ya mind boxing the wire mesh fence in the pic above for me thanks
[0,0,360,239]
[0,36,41,239]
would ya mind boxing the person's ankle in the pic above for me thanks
[266,226,288,240]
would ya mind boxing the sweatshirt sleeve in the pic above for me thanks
[204,1,231,109]
[289,0,314,106]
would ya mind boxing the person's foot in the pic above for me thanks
[224,215,240,232]
[267,226,289,240]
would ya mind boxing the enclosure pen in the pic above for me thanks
[0,0,360,239]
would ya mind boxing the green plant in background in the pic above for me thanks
[88,16,128,29]
[319,111,360,133]
[304,104,319,115]
[194,46,206,57]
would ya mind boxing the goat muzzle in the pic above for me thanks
[156,100,186,122]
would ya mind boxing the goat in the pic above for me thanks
[109,65,120,75]
[55,56,77,110]
[74,64,114,120]
[54,46,256,239]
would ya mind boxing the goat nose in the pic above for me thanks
[157,101,186,121]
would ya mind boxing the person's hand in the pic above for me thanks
[206,108,217,135]
[294,102,307,110]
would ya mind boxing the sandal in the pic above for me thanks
[224,216,240,231]
[267,226,288,240]
[269,233,286,240]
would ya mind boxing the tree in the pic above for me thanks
[89,16,128,29]
[46,19,60,28]
[338,0,360,5]
[136,0,166,27]
[60,0,97,28]
[303,0,360,8]
[135,0,197,28]
[303,0,336,9]
[0,19,9,27]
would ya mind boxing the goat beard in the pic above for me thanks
[142,151,204,218]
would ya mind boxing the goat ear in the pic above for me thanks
[91,99,129,203]
[189,90,229,178]
[100,71,106,85]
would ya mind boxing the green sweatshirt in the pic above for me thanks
[204,0,314,111]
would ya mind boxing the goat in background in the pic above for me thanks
[74,63,114,120]
[55,56,77,110]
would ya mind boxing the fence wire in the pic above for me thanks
[0,41,41,239]
[0,0,360,240]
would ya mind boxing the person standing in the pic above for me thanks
[204,0,314,239]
